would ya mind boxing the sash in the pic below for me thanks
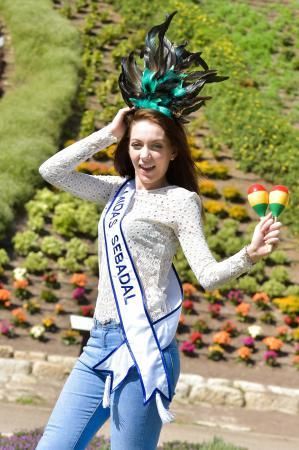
[92,178,183,423]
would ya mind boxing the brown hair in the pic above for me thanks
[114,108,205,221]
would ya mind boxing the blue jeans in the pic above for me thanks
[36,320,180,450]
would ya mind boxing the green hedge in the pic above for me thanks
[0,0,82,240]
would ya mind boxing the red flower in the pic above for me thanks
[182,299,194,314]
[80,305,94,317]
[208,303,221,318]
[189,331,203,348]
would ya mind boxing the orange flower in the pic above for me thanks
[276,326,288,336]
[13,279,29,289]
[182,283,197,297]
[263,336,283,351]
[55,303,65,314]
[236,302,250,316]
[70,273,87,287]
[11,307,27,323]
[179,314,185,325]
[42,317,55,327]
[237,346,252,360]
[0,289,11,301]
[213,331,231,346]
[252,292,270,303]
[292,355,299,367]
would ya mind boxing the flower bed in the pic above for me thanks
[0,430,245,450]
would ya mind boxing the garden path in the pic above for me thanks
[1,399,299,450]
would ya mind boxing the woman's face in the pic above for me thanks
[129,119,177,190]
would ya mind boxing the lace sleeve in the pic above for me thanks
[38,124,125,205]
[173,191,254,291]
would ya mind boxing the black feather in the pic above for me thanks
[118,10,229,123]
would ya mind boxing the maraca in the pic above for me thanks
[269,185,290,219]
[247,184,269,218]
[247,183,289,252]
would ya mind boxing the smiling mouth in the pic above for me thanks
[139,164,155,171]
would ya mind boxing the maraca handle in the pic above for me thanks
[262,215,277,252]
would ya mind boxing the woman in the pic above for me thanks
[36,12,282,450]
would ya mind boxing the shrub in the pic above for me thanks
[193,319,209,333]
[261,279,286,298]
[222,186,244,202]
[23,299,41,314]
[273,296,299,315]
[57,256,82,273]
[40,289,58,304]
[223,237,245,256]
[52,204,78,238]
[27,214,46,233]
[246,259,266,283]
[25,200,52,220]
[198,180,219,198]
[203,200,228,217]
[85,255,99,275]
[226,205,249,221]
[237,276,258,295]
[270,266,290,284]
[292,328,299,342]
[41,236,66,258]
[174,248,198,286]
[12,231,40,256]
[265,250,290,265]
[206,235,224,255]
[196,161,229,179]
[0,248,9,267]
[23,252,48,274]
[61,329,81,345]
[203,213,219,235]
[285,285,299,296]
[260,312,276,325]
[76,203,100,238]
[65,238,90,262]
[33,188,60,211]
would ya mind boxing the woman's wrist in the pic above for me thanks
[245,244,260,264]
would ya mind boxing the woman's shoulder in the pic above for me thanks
[168,185,200,202]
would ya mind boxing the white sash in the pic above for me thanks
[93,178,182,423]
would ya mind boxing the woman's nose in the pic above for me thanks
[140,146,151,159]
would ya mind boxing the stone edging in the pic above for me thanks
[0,345,298,414]
[175,374,299,415]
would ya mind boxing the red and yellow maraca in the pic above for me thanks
[247,184,269,218]
[248,183,290,251]
[269,185,290,218]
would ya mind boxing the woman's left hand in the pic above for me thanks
[247,212,283,263]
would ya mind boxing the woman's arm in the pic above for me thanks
[173,191,257,291]
[38,124,124,205]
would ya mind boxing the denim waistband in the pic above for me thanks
[93,317,122,329]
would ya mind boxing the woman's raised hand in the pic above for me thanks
[246,212,283,263]
[108,107,135,141]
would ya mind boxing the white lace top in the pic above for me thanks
[39,124,254,324]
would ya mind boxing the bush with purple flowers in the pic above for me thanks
[0,429,111,449]
[263,350,279,367]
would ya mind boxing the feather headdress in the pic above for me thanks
[118,10,229,123]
